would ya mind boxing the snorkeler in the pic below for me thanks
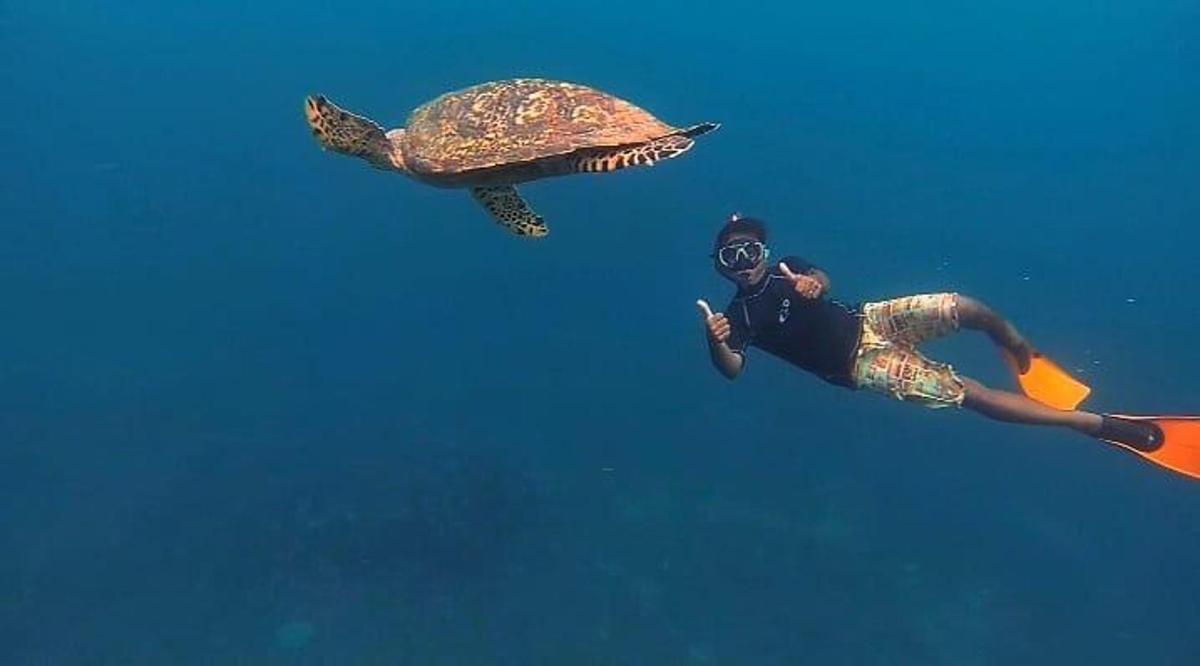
[696,214,1200,480]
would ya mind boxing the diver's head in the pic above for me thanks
[713,213,770,289]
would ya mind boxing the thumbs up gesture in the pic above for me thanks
[696,299,731,344]
[778,262,824,299]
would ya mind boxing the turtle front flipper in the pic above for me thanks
[470,186,549,238]
[570,123,721,173]
[304,95,398,170]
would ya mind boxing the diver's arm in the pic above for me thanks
[697,300,745,379]
[708,339,744,380]
[805,267,831,294]
[779,259,830,299]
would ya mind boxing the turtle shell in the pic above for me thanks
[401,79,679,175]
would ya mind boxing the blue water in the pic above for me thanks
[3,1,1199,663]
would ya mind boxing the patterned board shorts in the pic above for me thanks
[852,293,967,408]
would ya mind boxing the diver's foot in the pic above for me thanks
[1008,339,1034,374]
[1097,415,1165,452]
[991,328,1034,373]
[985,320,1033,373]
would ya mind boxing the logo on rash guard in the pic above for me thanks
[778,298,791,323]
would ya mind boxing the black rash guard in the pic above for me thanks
[725,256,863,387]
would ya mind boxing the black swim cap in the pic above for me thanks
[715,213,767,250]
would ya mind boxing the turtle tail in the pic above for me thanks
[304,95,397,169]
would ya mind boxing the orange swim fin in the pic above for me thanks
[1005,351,1092,410]
[1097,415,1200,480]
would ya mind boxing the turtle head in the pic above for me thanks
[304,95,409,173]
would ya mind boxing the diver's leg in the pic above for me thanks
[954,295,1034,371]
[854,340,1102,435]
[961,377,1100,434]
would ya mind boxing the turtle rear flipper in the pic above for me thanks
[572,123,721,173]
[304,95,395,168]
[471,186,549,238]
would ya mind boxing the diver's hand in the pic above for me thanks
[696,299,731,344]
[778,263,823,299]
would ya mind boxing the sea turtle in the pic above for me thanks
[304,78,719,238]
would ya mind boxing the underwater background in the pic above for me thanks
[2,0,1199,663]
